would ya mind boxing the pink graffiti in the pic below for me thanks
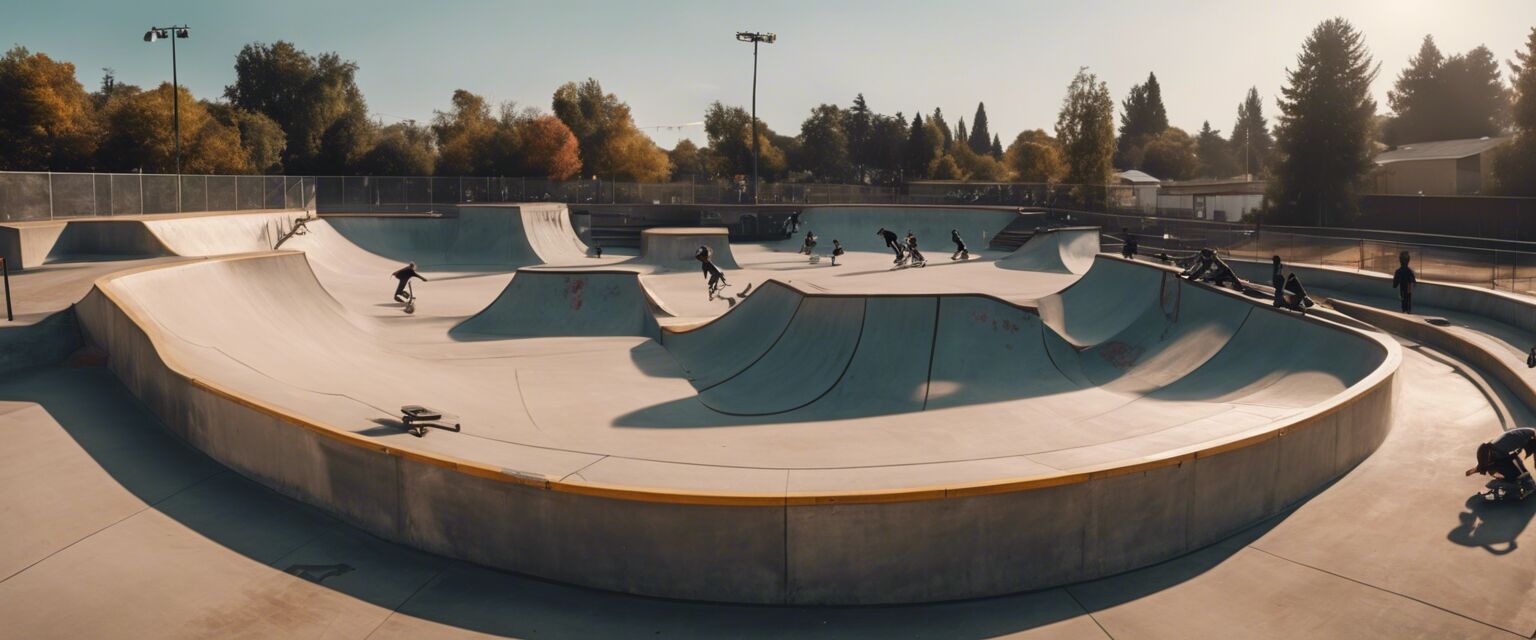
[566,278,586,311]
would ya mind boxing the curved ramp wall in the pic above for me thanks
[453,269,662,339]
[998,226,1100,274]
[325,203,588,268]
[75,252,1397,605]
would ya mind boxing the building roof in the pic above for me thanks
[1374,137,1510,165]
[1160,178,1268,196]
[1116,170,1161,184]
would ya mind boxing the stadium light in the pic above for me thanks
[735,31,776,204]
[143,25,190,175]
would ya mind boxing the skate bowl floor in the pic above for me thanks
[63,206,1398,605]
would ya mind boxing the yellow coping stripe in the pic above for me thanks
[86,250,1400,507]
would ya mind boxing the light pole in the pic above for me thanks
[144,25,190,175]
[736,31,775,205]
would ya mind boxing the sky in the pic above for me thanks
[3,0,1532,150]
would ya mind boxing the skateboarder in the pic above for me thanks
[905,231,926,266]
[696,245,728,296]
[831,239,845,266]
[1472,427,1536,500]
[950,229,969,261]
[877,227,906,263]
[1121,228,1138,260]
[392,262,427,303]
[1392,251,1416,313]
[1181,248,1242,290]
[801,231,818,256]
[785,212,802,236]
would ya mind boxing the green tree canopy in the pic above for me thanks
[225,41,371,174]
[97,83,248,174]
[1004,129,1065,183]
[904,112,938,179]
[1493,27,1536,195]
[1116,72,1169,168]
[1230,87,1274,177]
[1195,121,1238,178]
[1056,67,1117,188]
[553,78,670,181]
[1140,127,1197,180]
[704,101,785,180]
[794,103,850,182]
[1387,36,1508,144]
[1269,18,1379,225]
[930,107,952,151]
[357,121,435,176]
[0,47,98,171]
[968,102,991,154]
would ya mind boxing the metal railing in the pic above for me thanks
[0,171,315,222]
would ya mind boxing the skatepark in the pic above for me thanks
[3,203,1535,637]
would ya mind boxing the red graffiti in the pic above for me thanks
[566,278,586,311]
[1098,341,1144,369]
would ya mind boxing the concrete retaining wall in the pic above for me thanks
[74,254,1398,605]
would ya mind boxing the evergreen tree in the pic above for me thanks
[991,133,1003,160]
[1195,121,1238,178]
[1230,86,1274,177]
[1493,28,1536,195]
[968,102,991,153]
[931,107,952,151]
[1116,72,1169,168]
[1056,67,1117,192]
[1388,38,1507,144]
[1386,35,1445,144]
[844,93,873,182]
[1270,18,1379,226]
[956,117,968,151]
[904,112,936,180]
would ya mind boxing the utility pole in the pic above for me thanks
[144,25,190,175]
[736,31,776,205]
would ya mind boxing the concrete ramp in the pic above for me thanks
[326,203,588,269]
[773,206,1022,253]
[998,226,1099,274]
[639,227,738,270]
[453,269,661,339]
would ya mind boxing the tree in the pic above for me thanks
[931,155,962,180]
[357,121,435,176]
[432,89,498,175]
[1493,28,1536,195]
[1269,18,1379,226]
[955,117,968,152]
[1004,129,1065,183]
[206,103,287,173]
[1140,127,1198,180]
[990,133,1003,160]
[904,112,938,180]
[1056,68,1117,188]
[1195,121,1238,178]
[950,142,1007,181]
[704,101,784,180]
[795,103,851,182]
[866,113,908,184]
[668,139,710,181]
[97,83,248,174]
[930,107,952,151]
[1116,72,1169,168]
[1231,87,1274,177]
[552,78,670,181]
[1387,37,1508,144]
[0,47,98,171]
[225,41,371,174]
[968,102,991,154]
[844,94,873,182]
[517,115,582,179]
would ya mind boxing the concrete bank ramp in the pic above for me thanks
[325,203,588,269]
[14,210,307,266]
[997,226,1099,274]
[657,256,1383,421]
[638,227,738,270]
[452,269,662,339]
[773,206,1021,253]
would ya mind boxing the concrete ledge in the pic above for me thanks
[73,252,1399,604]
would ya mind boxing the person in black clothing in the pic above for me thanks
[905,231,926,265]
[950,229,969,261]
[1270,255,1286,306]
[392,262,427,302]
[831,239,845,266]
[1392,251,1416,313]
[1475,427,1536,499]
[696,245,727,293]
[801,231,818,256]
[877,227,905,263]
[1121,228,1139,260]
[1181,248,1243,290]
[786,212,801,236]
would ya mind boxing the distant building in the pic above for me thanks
[1369,136,1509,196]
[1115,170,1161,214]
[1157,178,1267,221]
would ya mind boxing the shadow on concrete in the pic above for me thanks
[1447,488,1536,555]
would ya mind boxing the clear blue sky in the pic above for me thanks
[4,0,1531,149]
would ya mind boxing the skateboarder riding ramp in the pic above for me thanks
[773,206,1021,252]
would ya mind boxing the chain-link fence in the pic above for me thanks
[0,171,314,222]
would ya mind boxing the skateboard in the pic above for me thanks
[403,282,416,315]
[891,259,926,270]
[809,254,822,264]
[400,405,461,438]
[1465,468,1534,503]
[736,282,754,298]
